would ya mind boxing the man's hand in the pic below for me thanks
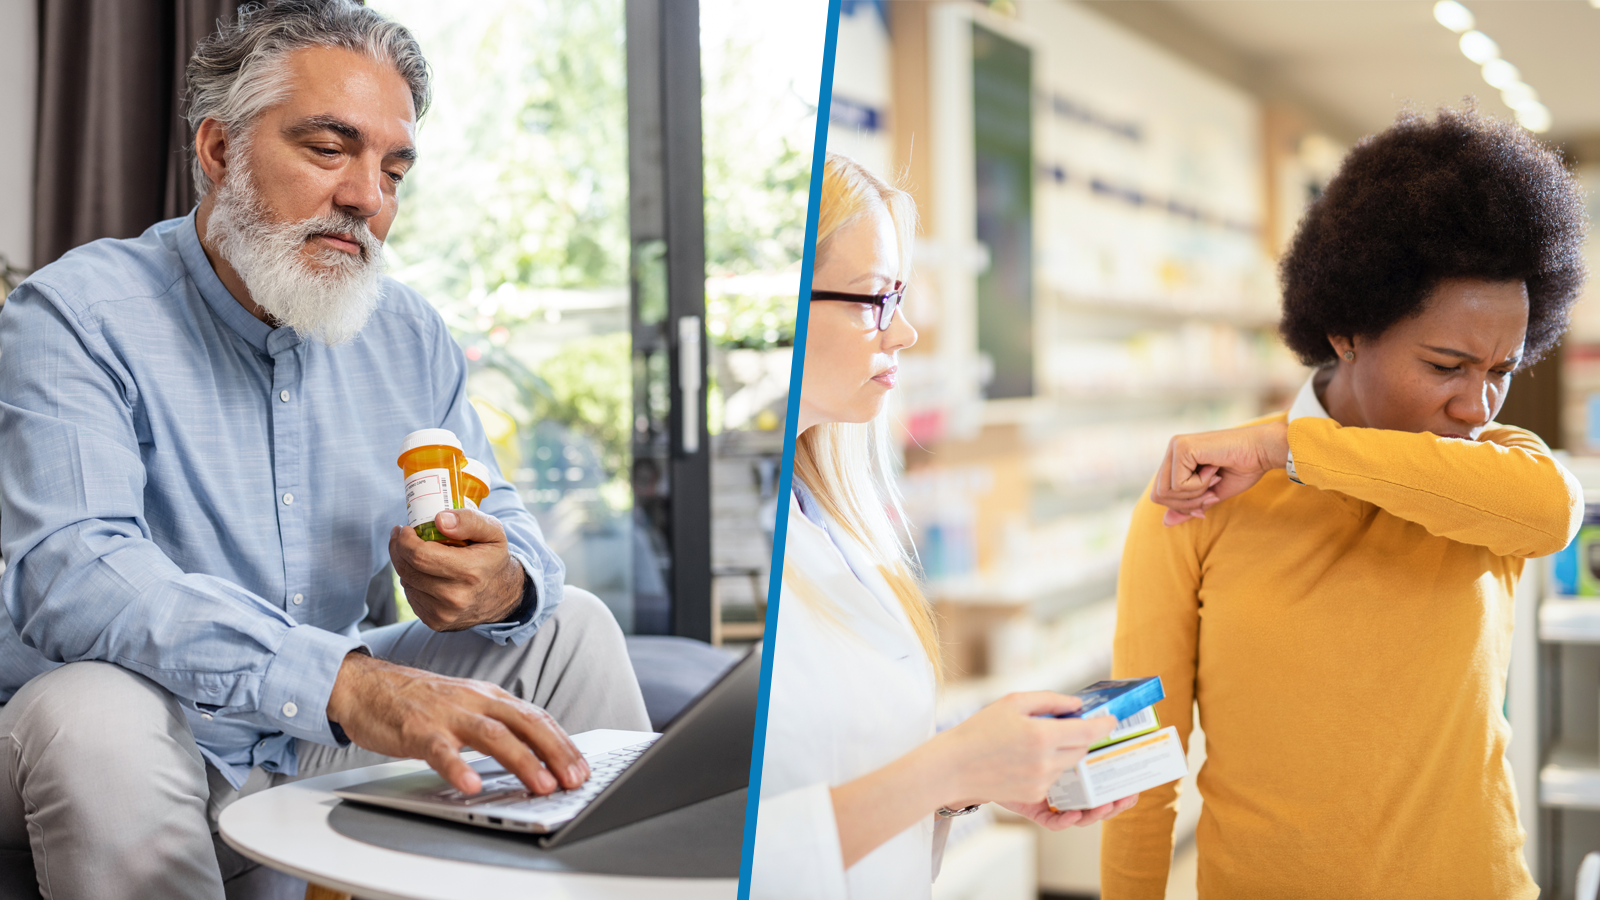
[390,508,526,631]
[326,652,589,796]
[1151,421,1290,526]
[997,794,1138,831]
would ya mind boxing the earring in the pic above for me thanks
[1343,350,1355,362]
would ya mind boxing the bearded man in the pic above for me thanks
[0,2,650,898]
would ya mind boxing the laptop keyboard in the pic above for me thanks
[429,738,657,822]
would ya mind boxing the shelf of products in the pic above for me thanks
[1541,597,1600,643]
[1542,742,1600,810]
[926,559,1121,609]
[937,632,1114,724]
[1048,292,1279,331]
[1533,469,1600,889]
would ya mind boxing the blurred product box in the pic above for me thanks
[1551,504,1600,596]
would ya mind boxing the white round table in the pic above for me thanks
[218,757,738,900]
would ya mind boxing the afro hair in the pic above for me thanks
[1279,105,1587,367]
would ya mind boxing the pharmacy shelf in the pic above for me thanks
[1050,381,1285,402]
[982,389,1278,429]
[1541,742,1600,810]
[1540,597,1600,643]
[1047,291,1280,331]
[1032,480,1149,519]
[936,644,1113,724]
[927,558,1120,609]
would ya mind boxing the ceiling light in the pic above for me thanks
[1516,102,1552,133]
[1501,82,1539,110]
[1481,59,1520,90]
[1459,30,1499,64]
[1434,0,1475,32]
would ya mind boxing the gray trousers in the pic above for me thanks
[0,588,650,900]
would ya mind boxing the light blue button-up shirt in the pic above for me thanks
[0,212,565,787]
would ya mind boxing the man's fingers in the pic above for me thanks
[433,507,507,545]
[391,522,429,562]
[499,700,588,790]
[425,739,481,795]
[396,565,471,605]
[466,714,559,795]
[391,527,471,596]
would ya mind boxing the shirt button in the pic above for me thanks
[292,593,304,605]
[258,739,268,749]
[279,390,291,402]
[283,492,294,505]
[282,702,299,718]
[201,713,213,720]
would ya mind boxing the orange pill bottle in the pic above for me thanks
[398,429,465,543]
[461,458,491,509]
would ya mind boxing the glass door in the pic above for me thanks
[372,0,650,631]
[371,0,824,641]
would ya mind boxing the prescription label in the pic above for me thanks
[405,467,455,527]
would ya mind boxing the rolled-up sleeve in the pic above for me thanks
[0,286,362,745]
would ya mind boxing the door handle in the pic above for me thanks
[678,315,702,455]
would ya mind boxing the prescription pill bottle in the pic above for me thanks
[461,458,491,509]
[398,428,465,543]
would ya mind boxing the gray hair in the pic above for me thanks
[185,0,431,195]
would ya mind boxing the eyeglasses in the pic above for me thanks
[809,282,905,331]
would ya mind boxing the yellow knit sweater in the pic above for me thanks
[1100,413,1582,900]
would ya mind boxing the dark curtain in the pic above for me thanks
[31,0,239,270]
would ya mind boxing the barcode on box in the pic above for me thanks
[1108,706,1155,740]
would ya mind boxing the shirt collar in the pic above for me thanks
[177,209,297,356]
[792,478,825,528]
[1288,370,1332,422]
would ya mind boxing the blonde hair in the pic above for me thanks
[794,152,941,679]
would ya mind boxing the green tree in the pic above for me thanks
[376,0,630,314]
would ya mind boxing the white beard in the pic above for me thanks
[206,154,386,347]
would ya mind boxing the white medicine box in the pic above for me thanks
[1047,725,1188,811]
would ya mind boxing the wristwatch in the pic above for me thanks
[936,804,983,818]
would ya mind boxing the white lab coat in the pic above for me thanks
[749,491,949,900]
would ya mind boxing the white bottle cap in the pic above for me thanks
[400,428,463,455]
[463,458,491,485]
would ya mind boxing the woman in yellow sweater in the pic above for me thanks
[1100,108,1587,899]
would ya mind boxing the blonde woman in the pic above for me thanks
[748,153,1135,900]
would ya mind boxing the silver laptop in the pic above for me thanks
[333,644,759,847]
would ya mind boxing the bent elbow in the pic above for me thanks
[1521,465,1584,559]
